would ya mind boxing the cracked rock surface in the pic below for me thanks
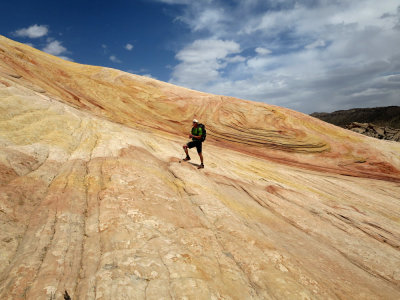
[1,35,400,299]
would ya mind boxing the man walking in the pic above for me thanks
[183,119,204,169]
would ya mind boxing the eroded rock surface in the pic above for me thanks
[346,122,400,142]
[310,106,400,129]
[1,35,400,299]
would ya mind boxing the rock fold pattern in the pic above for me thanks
[1,36,400,299]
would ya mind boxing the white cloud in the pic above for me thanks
[192,8,227,32]
[226,55,246,63]
[142,74,156,79]
[13,25,73,61]
[43,40,67,56]
[170,39,241,87]
[58,56,74,62]
[305,40,326,50]
[125,43,134,51]
[250,10,298,34]
[110,55,122,63]
[42,39,73,61]
[14,24,48,38]
[170,1,229,38]
[176,39,240,62]
[255,47,272,55]
[159,0,400,113]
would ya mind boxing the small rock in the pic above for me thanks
[8,73,22,79]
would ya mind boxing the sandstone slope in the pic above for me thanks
[1,35,400,299]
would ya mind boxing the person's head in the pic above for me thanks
[193,119,198,127]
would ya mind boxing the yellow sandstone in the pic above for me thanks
[1,35,400,299]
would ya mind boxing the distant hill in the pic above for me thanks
[310,106,400,129]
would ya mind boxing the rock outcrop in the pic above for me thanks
[1,35,400,299]
[310,106,400,129]
[346,122,400,142]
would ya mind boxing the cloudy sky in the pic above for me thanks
[1,0,399,113]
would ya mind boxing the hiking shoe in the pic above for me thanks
[198,164,204,169]
[183,156,191,161]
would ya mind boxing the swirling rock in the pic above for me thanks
[1,35,400,299]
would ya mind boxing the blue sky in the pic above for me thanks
[1,0,400,113]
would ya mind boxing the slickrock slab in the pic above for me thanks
[1,35,400,182]
[1,35,400,299]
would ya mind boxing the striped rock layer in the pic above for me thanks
[1,35,400,299]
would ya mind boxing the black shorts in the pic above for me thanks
[187,140,202,153]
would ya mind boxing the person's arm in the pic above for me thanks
[189,134,201,139]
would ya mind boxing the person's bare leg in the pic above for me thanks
[183,145,190,160]
[199,153,203,164]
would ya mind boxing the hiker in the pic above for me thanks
[183,119,204,169]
